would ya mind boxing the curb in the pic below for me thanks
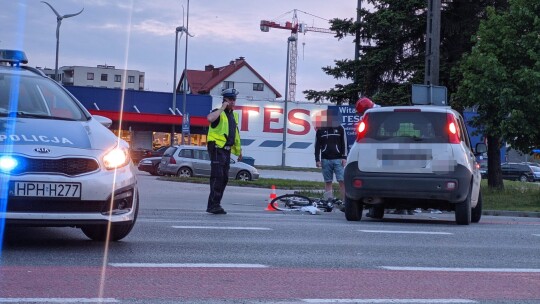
[483,210,540,218]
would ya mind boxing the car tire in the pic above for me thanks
[177,167,193,178]
[236,170,252,181]
[370,205,385,219]
[81,192,139,242]
[519,175,528,182]
[455,185,472,225]
[471,191,482,223]
[345,196,363,221]
[156,164,164,176]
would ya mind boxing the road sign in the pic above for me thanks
[412,84,447,106]
[182,113,190,133]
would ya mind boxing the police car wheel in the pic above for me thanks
[81,194,139,241]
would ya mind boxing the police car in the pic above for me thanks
[344,103,487,225]
[0,50,138,241]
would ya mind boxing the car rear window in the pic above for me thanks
[359,111,448,143]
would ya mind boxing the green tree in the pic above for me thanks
[454,0,540,189]
[305,0,507,106]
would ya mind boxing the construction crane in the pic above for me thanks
[260,9,335,101]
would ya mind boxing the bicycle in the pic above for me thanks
[270,193,344,213]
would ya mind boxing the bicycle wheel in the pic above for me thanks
[270,194,314,211]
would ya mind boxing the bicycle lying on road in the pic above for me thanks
[270,194,344,213]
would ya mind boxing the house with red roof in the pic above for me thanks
[178,57,282,101]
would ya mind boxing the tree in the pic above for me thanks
[453,0,540,189]
[305,0,507,106]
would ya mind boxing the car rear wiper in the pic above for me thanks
[0,111,76,121]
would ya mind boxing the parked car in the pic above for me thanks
[501,163,536,182]
[138,156,164,176]
[530,166,540,182]
[0,50,138,241]
[344,105,486,225]
[159,145,259,181]
[143,145,170,158]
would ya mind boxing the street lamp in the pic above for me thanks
[41,1,83,82]
[281,35,297,167]
[181,0,190,146]
[171,26,186,145]
[171,1,192,146]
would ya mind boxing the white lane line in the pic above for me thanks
[359,230,452,235]
[302,299,477,303]
[172,225,271,230]
[381,266,540,273]
[109,263,268,268]
[533,234,540,237]
[0,299,118,303]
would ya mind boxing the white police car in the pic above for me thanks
[344,104,486,225]
[0,50,138,241]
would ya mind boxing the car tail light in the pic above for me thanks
[356,114,369,142]
[446,113,460,144]
[445,181,457,190]
[353,179,363,188]
[169,156,176,164]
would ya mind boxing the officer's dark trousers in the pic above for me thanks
[207,142,231,211]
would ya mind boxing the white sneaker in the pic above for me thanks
[413,208,422,213]
[430,209,443,214]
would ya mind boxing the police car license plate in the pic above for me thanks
[9,182,82,198]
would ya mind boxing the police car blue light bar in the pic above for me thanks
[0,50,28,65]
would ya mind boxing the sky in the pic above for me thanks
[1,0,357,101]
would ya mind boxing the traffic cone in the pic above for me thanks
[265,185,278,211]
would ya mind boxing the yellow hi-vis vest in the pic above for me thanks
[207,110,242,156]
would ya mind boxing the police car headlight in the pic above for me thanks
[0,156,18,172]
[103,146,130,170]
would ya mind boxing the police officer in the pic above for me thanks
[206,88,242,214]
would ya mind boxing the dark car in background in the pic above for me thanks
[143,146,170,158]
[501,163,536,182]
[138,157,163,176]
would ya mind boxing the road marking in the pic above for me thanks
[302,299,477,303]
[109,263,268,268]
[533,234,540,237]
[172,225,272,230]
[0,299,118,303]
[381,266,540,273]
[359,230,452,235]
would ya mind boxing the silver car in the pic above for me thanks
[159,145,259,181]
[0,50,138,241]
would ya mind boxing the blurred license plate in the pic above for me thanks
[9,182,81,198]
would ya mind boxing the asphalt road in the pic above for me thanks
[0,171,539,304]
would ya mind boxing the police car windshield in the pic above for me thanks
[0,73,87,121]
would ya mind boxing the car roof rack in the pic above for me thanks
[0,50,29,66]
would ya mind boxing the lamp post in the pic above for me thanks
[181,0,190,146]
[281,36,296,167]
[171,26,185,145]
[41,1,83,82]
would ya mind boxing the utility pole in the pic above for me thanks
[354,0,362,94]
[424,0,441,86]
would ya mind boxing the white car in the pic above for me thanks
[344,104,486,225]
[0,50,138,241]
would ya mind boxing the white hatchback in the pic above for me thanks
[0,50,138,241]
[344,105,486,225]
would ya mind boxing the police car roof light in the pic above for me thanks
[0,50,29,65]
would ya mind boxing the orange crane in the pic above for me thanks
[260,9,335,101]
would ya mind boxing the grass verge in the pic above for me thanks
[158,176,540,212]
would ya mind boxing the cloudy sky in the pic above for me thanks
[2,0,358,101]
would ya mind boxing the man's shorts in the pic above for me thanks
[321,158,344,182]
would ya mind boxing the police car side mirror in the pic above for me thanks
[93,115,113,128]
[475,143,487,155]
